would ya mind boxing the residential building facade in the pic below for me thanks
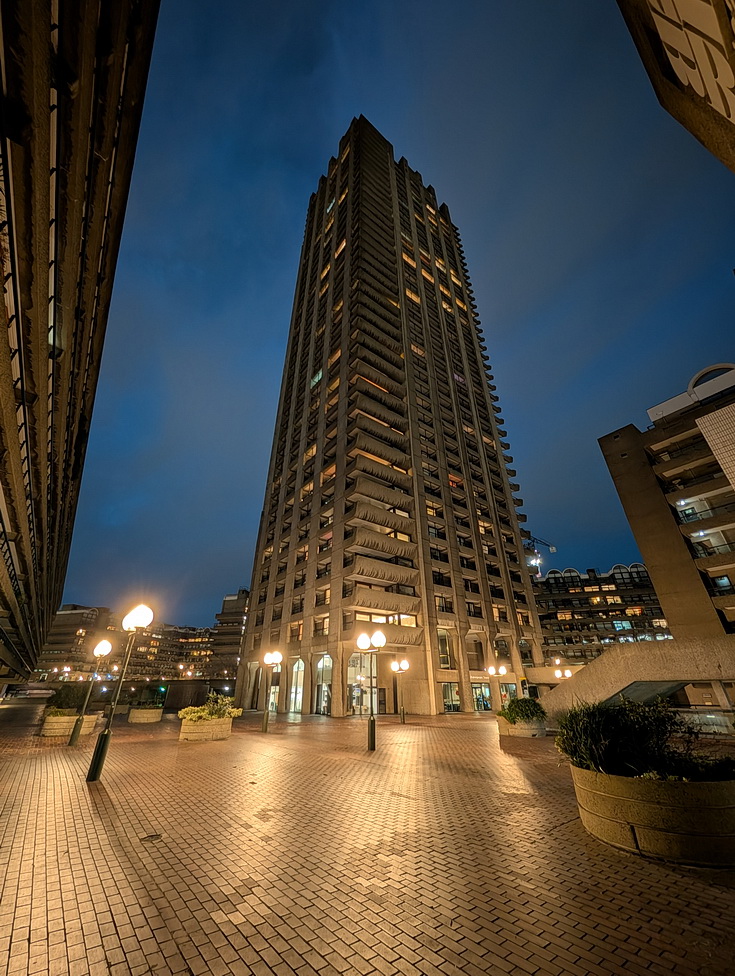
[535,563,672,663]
[208,588,249,678]
[0,1,159,676]
[616,0,735,173]
[237,117,543,717]
[34,604,113,676]
[599,364,735,640]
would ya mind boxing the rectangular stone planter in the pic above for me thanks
[179,717,232,741]
[570,765,735,867]
[128,707,163,724]
[497,715,546,738]
[40,713,100,737]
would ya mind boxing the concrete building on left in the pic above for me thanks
[0,1,160,677]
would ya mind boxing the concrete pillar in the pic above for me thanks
[331,649,345,717]
[455,626,474,713]
[303,655,315,714]
[711,681,733,710]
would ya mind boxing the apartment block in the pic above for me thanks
[600,364,735,640]
[0,1,159,676]
[238,117,542,717]
[535,563,672,663]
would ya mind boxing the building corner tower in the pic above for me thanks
[237,118,542,716]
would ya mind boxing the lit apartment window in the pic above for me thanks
[313,616,329,637]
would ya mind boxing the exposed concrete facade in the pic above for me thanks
[600,365,735,641]
[539,636,735,717]
[0,1,160,676]
[236,118,543,717]
[616,0,735,174]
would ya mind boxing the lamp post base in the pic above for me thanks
[400,707,406,724]
[68,715,85,747]
[86,729,112,782]
[368,714,376,751]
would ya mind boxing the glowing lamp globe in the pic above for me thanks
[122,604,154,632]
[356,633,371,651]
[371,630,386,648]
[93,640,112,659]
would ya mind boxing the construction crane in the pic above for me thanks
[524,536,557,577]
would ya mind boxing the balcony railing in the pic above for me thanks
[693,540,735,558]
[679,500,735,524]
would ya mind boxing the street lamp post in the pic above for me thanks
[261,650,282,732]
[357,630,386,751]
[68,640,112,746]
[87,604,154,782]
[390,658,410,724]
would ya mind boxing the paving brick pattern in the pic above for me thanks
[1,701,734,976]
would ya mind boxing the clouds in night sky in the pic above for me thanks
[63,0,735,625]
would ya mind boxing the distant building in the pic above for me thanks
[35,605,113,676]
[616,0,735,173]
[599,364,735,641]
[209,588,248,678]
[0,1,159,677]
[238,118,542,717]
[131,624,214,679]
[535,563,672,663]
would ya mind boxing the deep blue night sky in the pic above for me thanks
[63,1,735,626]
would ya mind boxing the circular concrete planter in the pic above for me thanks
[570,765,735,867]
[179,717,233,742]
[128,707,163,724]
[40,712,100,737]
[497,715,546,738]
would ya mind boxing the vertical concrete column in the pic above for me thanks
[331,648,345,717]
[455,626,474,713]
[278,663,291,713]
[711,681,733,710]
[303,655,315,714]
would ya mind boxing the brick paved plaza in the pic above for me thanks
[1,702,734,976]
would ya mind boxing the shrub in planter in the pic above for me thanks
[178,693,243,742]
[497,697,546,737]
[556,698,735,866]
[128,702,164,724]
[46,684,87,710]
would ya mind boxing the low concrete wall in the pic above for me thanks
[497,716,546,738]
[540,636,735,717]
[179,717,232,742]
[571,766,735,867]
[128,708,163,724]
[40,713,99,737]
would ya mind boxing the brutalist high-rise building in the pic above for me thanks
[238,118,542,717]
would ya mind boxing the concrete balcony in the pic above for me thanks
[349,554,419,587]
[346,585,420,615]
[349,500,415,535]
[346,476,415,511]
[348,453,413,491]
[346,525,417,561]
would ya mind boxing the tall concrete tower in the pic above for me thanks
[238,118,542,717]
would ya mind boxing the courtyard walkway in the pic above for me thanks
[1,701,734,976]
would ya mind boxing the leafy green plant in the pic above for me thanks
[46,684,87,710]
[178,693,243,723]
[499,697,546,724]
[555,698,735,781]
